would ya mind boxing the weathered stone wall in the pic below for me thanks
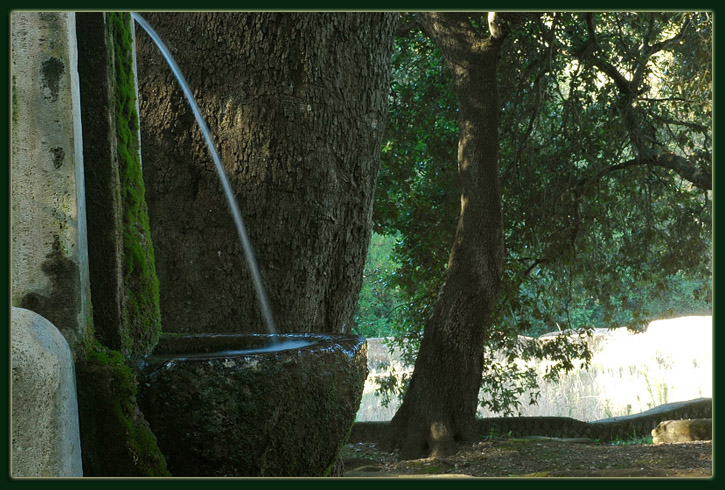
[11,11,89,477]
[11,11,91,347]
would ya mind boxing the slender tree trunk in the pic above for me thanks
[384,12,506,459]
[135,13,396,334]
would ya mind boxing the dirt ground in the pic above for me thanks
[340,437,712,478]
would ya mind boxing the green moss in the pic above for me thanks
[72,14,168,476]
[138,340,367,477]
[75,338,170,476]
[107,12,162,358]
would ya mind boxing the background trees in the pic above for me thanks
[359,12,711,458]
[353,232,404,338]
[494,12,711,338]
[383,11,508,459]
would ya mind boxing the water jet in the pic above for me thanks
[132,13,369,476]
[132,12,277,337]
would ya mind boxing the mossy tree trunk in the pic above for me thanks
[75,12,168,476]
[135,12,397,335]
[77,12,161,359]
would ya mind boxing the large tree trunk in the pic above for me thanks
[135,13,396,334]
[384,12,505,459]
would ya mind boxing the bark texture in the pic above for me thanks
[384,12,506,459]
[135,13,396,334]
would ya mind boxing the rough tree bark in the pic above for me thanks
[135,13,396,334]
[383,12,508,459]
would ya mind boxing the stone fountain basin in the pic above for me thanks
[136,333,368,477]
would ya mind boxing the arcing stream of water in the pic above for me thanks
[132,12,279,339]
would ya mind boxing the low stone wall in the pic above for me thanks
[585,397,711,441]
[349,397,712,444]
[474,397,711,441]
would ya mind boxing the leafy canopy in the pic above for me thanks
[359,12,711,415]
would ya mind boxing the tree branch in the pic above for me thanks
[581,151,711,191]
[416,12,487,55]
[644,151,712,190]
[570,12,709,188]
[571,14,632,95]
[647,14,691,55]
[524,258,549,277]
[648,112,711,134]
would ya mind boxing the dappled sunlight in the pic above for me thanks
[356,316,712,422]
[355,338,412,421]
[588,316,712,414]
[481,315,712,420]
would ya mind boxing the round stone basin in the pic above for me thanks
[136,333,368,477]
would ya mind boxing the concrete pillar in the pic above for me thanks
[11,307,83,477]
[11,11,91,346]
[11,11,88,478]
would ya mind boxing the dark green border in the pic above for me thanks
[4,4,719,487]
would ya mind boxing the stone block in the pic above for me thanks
[11,307,83,477]
[138,333,368,476]
[652,418,712,445]
[75,12,162,359]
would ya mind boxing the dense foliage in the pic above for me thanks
[353,232,405,338]
[356,12,712,415]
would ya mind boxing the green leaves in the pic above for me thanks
[353,233,404,338]
[365,12,711,416]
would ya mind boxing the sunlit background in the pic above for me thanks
[356,315,712,422]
